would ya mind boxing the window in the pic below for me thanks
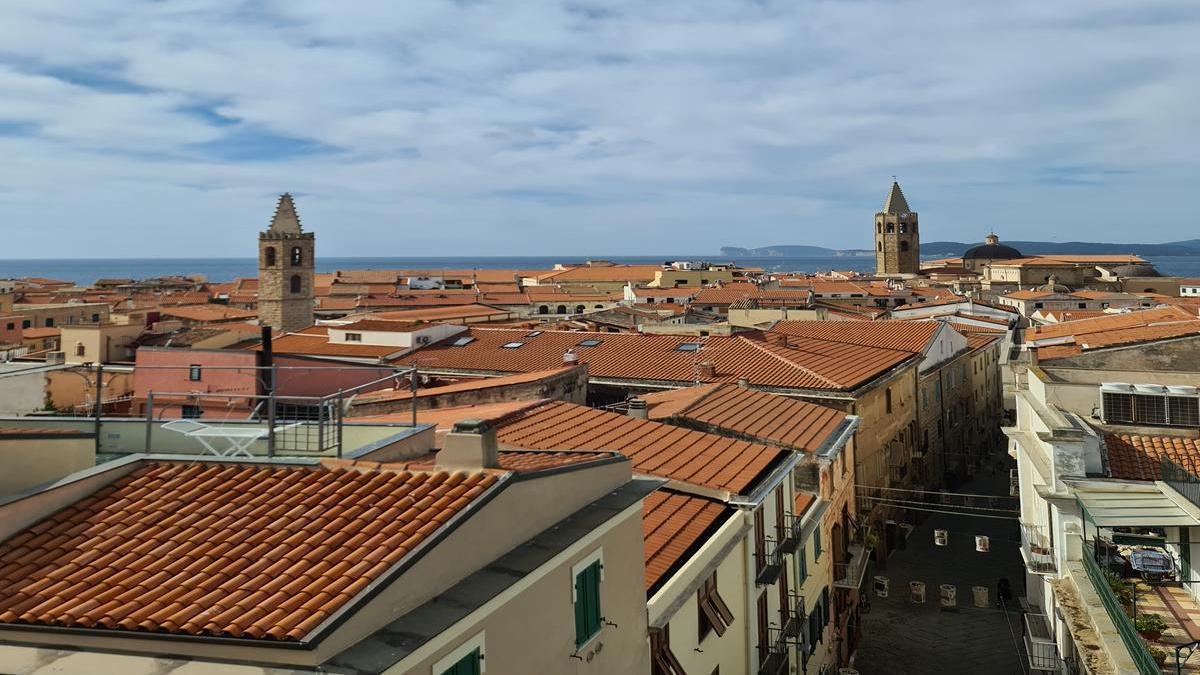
[578,339,602,347]
[753,508,765,575]
[885,387,892,414]
[1078,303,1087,309]
[290,275,302,294]
[525,330,543,337]
[74,344,85,357]
[21,319,30,329]
[182,405,203,419]
[575,305,585,314]
[501,341,524,349]
[291,246,303,265]
[886,223,895,233]
[538,305,549,315]
[451,336,476,347]
[4,323,12,331]
[264,246,276,266]
[189,364,202,381]
[650,624,686,675]
[675,342,702,352]
[798,542,808,582]
[345,333,362,342]
[434,631,486,675]
[44,318,54,328]
[697,570,734,640]
[91,313,100,322]
[573,551,603,648]
[1034,302,1044,309]
[814,527,822,560]
[900,240,909,252]
[556,305,567,314]
[899,223,908,234]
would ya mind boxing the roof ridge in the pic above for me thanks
[735,336,840,388]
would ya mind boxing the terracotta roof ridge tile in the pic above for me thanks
[734,336,840,388]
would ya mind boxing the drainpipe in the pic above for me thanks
[743,508,757,675]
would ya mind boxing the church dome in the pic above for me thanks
[963,233,1022,261]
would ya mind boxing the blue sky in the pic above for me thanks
[0,1,1198,258]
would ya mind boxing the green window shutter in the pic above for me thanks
[575,561,603,648]
[814,529,822,559]
[439,648,480,675]
[798,548,807,582]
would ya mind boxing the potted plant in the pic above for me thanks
[1149,646,1168,667]
[1135,613,1168,641]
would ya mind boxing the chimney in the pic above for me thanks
[696,361,716,380]
[627,398,648,419]
[439,419,499,470]
[563,348,579,365]
[737,378,750,388]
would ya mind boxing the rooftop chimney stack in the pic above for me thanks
[439,419,499,470]
[627,398,648,419]
[563,349,579,365]
[697,361,716,380]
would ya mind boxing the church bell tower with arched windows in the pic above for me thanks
[874,180,920,276]
[258,193,314,333]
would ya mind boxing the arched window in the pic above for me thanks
[900,241,910,252]
[575,305,585,314]
[594,304,603,309]
[877,242,882,251]
[290,275,302,294]
[291,247,303,265]
[264,247,276,267]
[556,305,567,314]
[899,223,908,234]
[877,223,882,234]
[885,223,895,233]
[538,305,549,315]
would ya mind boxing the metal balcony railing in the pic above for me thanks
[1163,457,1200,510]
[1081,542,1161,675]
[834,542,870,590]
[780,593,806,640]
[1023,612,1061,672]
[755,537,784,586]
[757,627,790,675]
[1020,523,1056,575]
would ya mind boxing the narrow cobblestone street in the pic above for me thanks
[853,459,1029,675]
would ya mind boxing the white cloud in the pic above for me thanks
[0,0,1197,257]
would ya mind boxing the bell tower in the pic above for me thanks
[258,193,314,333]
[874,180,919,276]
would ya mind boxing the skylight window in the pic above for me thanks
[501,341,525,349]
[578,339,603,347]
[451,336,475,347]
[525,330,543,337]
[675,342,702,352]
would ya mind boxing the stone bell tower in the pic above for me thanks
[874,180,920,276]
[258,193,314,333]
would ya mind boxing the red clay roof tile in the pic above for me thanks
[642,490,730,592]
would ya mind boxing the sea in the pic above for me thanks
[3,255,1200,286]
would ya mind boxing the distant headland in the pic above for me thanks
[721,238,1200,258]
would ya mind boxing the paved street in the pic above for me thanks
[853,460,1029,675]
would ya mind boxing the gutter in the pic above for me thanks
[814,415,860,461]
[728,451,801,508]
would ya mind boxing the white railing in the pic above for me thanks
[1021,523,1056,574]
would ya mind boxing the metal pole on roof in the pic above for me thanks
[93,362,103,455]
[411,365,418,428]
[267,364,277,458]
[144,391,153,453]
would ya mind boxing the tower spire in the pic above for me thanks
[269,193,302,233]
[882,180,910,215]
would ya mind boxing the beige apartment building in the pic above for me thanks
[0,420,657,674]
[59,322,145,364]
[11,301,111,329]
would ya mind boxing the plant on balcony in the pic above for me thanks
[864,529,880,551]
[1134,613,1168,640]
[1149,646,1168,667]
[1102,570,1133,608]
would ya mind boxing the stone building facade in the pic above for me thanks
[874,181,920,276]
[258,193,315,333]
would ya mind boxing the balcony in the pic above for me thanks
[1163,456,1200,510]
[1023,612,1061,672]
[834,542,870,590]
[781,593,805,639]
[757,629,790,675]
[1020,523,1056,575]
[776,516,799,556]
[755,538,783,586]
[889,462,909,484]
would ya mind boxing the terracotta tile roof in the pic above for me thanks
[533,265,662,283]
[19,328,60,339]
[490,400,786,493]
[769,320,940,354]
[964,332,1000,351]
[0,461,498,641]
[0,428,92,437]
[1029,307,1200,359]
[794,490,816,515]
[1031,306,1196,340]
[693,284,809,306]
[352,305,513,322]
[351,367,577,405]
[158,305,258,323]
[1003,290,1064,300]
[1105,433,1200,480]
[640,383,847,453]
[264,327,402,359]
[893,295,1017,313]
[351,401,540,434]
[389,449,616,474]
[336,319,426,332]
[642,490,730,592]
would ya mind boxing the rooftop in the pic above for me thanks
[642,490,730,593]
[1105,433,1200,481]
[0,460,499,642]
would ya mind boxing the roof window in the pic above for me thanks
[675,342,702,352]
[578,339,603,347]
[525,330,543,338]
[501,341,525,349]
[450,336,476,347]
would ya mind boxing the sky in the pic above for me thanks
[0,1,1198,258]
